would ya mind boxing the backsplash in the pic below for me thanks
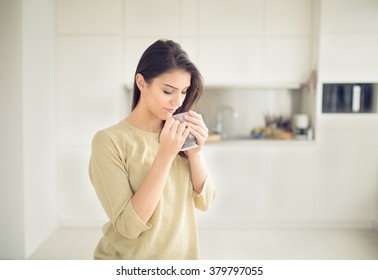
[195,87,303,137]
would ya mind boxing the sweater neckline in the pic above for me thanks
[122,119,161,137]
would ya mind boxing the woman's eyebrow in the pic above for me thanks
[163,83,190,90]
[163,83,177,89]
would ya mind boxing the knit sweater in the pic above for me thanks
[89,119,215,260]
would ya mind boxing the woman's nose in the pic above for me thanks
[171,92,183,107]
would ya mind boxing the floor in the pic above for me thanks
[29,227,378,260]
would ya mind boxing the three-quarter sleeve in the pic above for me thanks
[193,174,215,211]
[89,131,151,239]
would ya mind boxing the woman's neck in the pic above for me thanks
[126,105,163,133]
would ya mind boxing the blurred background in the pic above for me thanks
[1,0,378,260]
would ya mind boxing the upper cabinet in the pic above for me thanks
[56,0,122,34]
[264,0,314,85]
[123,0,314,86]
[198,0,314,86]
[319,0,378,82]
[124,0,181,37]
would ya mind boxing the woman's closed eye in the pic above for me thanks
[163,90,187,95]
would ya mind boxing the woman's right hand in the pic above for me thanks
[159,118,190,158]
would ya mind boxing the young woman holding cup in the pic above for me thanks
[89,39,215,260]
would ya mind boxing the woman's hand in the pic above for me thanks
[184,110,209,155]
[159,118,190,158]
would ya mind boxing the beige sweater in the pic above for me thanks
[89,119,215,260]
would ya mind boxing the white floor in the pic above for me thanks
[29,227,378,260]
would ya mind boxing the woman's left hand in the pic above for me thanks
[184,110,209,155]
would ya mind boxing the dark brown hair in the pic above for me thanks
[131,39,203,113]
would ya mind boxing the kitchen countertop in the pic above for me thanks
[206,134,315,146]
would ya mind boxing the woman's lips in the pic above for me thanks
[165,108,177,114]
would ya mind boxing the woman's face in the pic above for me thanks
[140,70,191,120]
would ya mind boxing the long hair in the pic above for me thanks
[131,39,203,113]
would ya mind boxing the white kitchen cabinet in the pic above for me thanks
[198,38,264,85]
[197,143,316,227]
[198,0,313,85]
[314,147,378,223]
[124,0,181,37]
[314,115,378,224]
[123,0,314,86]
[199,0,264,36]
[321,0,378,34]
[319,0,378,81]
[198,144,270,225]
[266,0,313,36]
[314,0,378,227]
[265,37,312,83]
[56,0,122,34]
[199,136,378,228]
[260,147,316,222]
[319,34,378,82]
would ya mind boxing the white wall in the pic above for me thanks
[0,0,57,259]
[22,0,57,258]
[0,0,25,259]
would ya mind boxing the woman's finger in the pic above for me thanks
[170,119,181,132]
[176,122,187,136]
[190,128,206,146]
[162,118,175,133]
[187,122,208,138]
[185,112,207,130]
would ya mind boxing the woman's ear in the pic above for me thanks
[135,73,146,91]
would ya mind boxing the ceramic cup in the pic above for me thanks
[172,112,198,151]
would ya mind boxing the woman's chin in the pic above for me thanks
[162,111,174,119]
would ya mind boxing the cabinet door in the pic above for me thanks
[264,0,313,83]
[56,0,121,34]
[320,34,378,81]
[198,38,264,85]
[199,0,264,36]
[314,116,378,222]
[265,37,312,83]
[197,0,264,85]
[197,145,270,226]
[321,0,378,33]
[197,144,316,226]
[319,0,378,81]
[259,147,316,221]
[123,0,181,37]
[314,147,378,222]
[198,0,313,85]
[266,0,313,36]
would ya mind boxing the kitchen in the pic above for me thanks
[1,0,378,261]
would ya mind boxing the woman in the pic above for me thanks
[89,39,215,260]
